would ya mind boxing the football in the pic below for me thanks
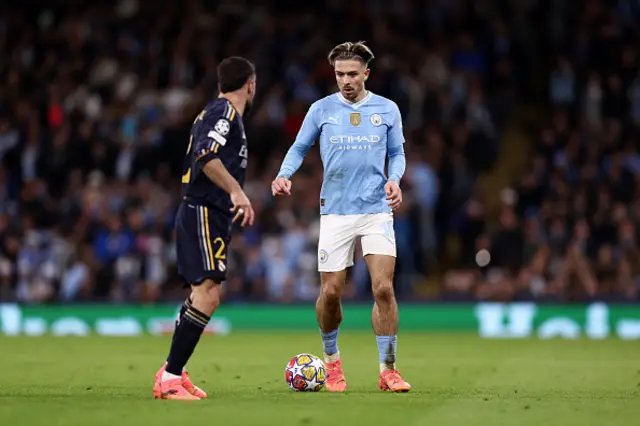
[284,353,327,392]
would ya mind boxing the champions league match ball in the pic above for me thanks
[285,353,327,392]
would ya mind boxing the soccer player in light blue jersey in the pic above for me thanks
[272,41,411,392]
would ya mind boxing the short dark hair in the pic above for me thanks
[217,57,256,93]
[327,41,375,66]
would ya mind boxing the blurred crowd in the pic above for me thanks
[444,0,640,303]
[1,0,636,304]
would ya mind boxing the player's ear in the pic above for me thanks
[364,68,370,81]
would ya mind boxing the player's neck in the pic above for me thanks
[218,93,246,116]
[342,89,369,104]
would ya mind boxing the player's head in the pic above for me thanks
[327,41,374,102]
[217,56,257,113]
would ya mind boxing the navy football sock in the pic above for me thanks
[166,305,210,376]
[167,296,192,363]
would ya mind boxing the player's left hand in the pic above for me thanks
[384,180,402,210]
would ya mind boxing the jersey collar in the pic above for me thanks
[336,90,373,109]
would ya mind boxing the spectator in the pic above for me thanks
[2,0,578,304]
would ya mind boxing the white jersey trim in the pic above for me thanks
[336,91,373,109]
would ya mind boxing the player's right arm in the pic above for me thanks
[194,114,255,226]
[272,102,321,196]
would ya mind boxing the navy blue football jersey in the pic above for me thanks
[181,98,248,216]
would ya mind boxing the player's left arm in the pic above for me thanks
[385,103,406,210]
[194,114,255,226]
[192,115,233,175]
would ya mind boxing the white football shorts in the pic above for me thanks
[317,213,396,272]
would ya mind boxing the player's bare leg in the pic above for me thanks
[154,280,221,400]
[366,254,411,392]
[316,270,348,392]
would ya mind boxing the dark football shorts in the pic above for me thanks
[175,201,231,287]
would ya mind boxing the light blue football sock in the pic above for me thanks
[376,335,397,370]
[320,328,339,356]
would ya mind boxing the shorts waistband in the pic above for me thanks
[182,197,230,217]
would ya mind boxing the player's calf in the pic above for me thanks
[159,280,220,392]
[366,254,410,390]
[316,271,345,331]
[372,282,401,374]
[316,271,348,392]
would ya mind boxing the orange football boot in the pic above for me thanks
[181,371,208,398]
[324,358,347,392]
[154,363,207,399]
[379,369,411,392]
[154,377,199,400]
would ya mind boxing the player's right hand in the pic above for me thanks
[271,176,292,196]
[230,190,255,227]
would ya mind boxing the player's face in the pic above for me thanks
[245,77,257,114]
[247,77,256,101]
[334,59,369,101]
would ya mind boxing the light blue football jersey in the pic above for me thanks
[277,91,406,215]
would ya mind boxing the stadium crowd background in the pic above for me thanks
[0,0,639,304]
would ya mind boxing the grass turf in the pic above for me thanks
[0,332,638,426]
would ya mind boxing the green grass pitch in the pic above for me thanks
[1,332,638,426]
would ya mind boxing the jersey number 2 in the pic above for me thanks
[181,135,193,184]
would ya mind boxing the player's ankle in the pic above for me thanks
[161,371,181,382]
[380,363,396,373]
[324,351,341,363]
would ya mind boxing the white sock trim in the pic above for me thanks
[324,351,340,363]
[161,371,181,382]
[163,362,186,374]
[380,363,396,373]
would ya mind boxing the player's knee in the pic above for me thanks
[191,280,222,312]
[320,282,342,303]
[372,283,395,305]
[206,285,221,309]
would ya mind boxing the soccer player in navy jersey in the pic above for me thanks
[154,57,256,400]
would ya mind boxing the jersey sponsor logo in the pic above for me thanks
[329,135,381,143]
[329,134,381,151]
[214,119,230,136]
[208,130,227,146]
[370,114,382,126]
[350,112,361,126]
